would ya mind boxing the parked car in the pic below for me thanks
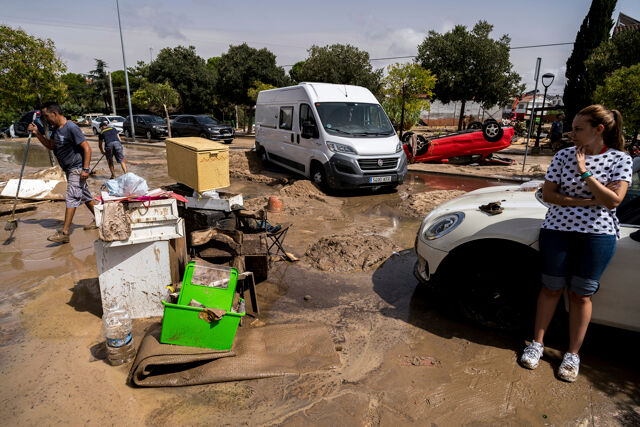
[402,120,514,165]
[122,115,168,139]
[91,115,125,135]
[414,181,640,332]
[171,114,234,143]
[255,83,407,190]
[12,110,45,137]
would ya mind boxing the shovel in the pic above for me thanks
[89,153,105,176]
[5,112,38,232]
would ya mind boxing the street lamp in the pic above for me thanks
[534,72,555,148]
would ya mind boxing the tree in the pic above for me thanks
[593,63,640,143]
[294,44,382,94]
[247,81,277,103]
[148,46,215,113]
[416,21,523,130]
[289,60,306,84]
[563,0,617,124]
[131,79,180,115]
[585,29,640,94]
[0,25,66,126]
[89,58,110,112]
[217,43,289,132]
[381,63,436,136]
[61,73,94,110]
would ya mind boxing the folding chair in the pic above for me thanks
[266,224,291,258]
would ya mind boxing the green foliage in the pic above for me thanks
[217,43,289,107]
[0,25,67,126]
[416,21,523,109]
[289,60,306,84]
[381,63,436,131]
[61,73,96,111]
[563,0,617,124]
[248,81,277,103]
[585,29,640,94]
[148,46,214,112]
[131,79,180,115]
[593,63,640,134]
[89,58,110,111]
[294,44,382,94]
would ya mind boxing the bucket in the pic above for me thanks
[267,196,282,212]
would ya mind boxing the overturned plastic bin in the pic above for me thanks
[160,261,244,350]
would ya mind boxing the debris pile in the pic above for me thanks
[229,151,284,184]
[398,190,466,217]
[305,230,399,272]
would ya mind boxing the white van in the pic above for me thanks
[255,82,408,190]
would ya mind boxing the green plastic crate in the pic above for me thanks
[177,262,238,310]
[160,300,245,350]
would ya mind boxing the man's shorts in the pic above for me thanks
[539,228,616,296]
[65,169,93,208]
[105,143,124,164]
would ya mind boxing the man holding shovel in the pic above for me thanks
[98,120,127,179]
[28,102,97,244]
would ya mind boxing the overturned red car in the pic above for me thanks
[402,120,514,165]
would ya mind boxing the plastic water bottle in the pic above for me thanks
[102,305,135,366]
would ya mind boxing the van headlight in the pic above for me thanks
[420,212,464,241]
[396,141,402,153]
[326,141,357,154]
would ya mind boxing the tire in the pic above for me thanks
[482,120,503,142]
[467,121,482,130]
[415,135,429,155]
[172,130,180,137]
[199,133,208,139]
[92,127,98,135]
[124,129,130,138]
[311,163,329,192]
[401,132,414,144]
[257,145,269,165]
[223,139,232,144]
[146,131,152,140]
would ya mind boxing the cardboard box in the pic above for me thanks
[165,137,230,191]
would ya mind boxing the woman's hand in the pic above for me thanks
[576,146,587,174]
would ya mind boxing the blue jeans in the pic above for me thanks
[539,228,616,296]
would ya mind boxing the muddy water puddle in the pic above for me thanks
[0,140,52,170]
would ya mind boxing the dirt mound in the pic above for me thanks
[279,180,326,201]
[305,230,399,272]
[24,166,67,181]
[398,190,466,217]
[229,151,285,184]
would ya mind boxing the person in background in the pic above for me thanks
[27,102,97,244]
[549,113,565,148]
[519,105,632,382]
[98,121,127,179]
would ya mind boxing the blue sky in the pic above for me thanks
[2,0,639,96]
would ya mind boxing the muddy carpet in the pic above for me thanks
[128,323,340,387]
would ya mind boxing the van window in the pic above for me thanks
[315,102,394,137]
[279,107,293,130]
[299,104,317,129]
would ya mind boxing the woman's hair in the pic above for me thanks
[576,104,624,150]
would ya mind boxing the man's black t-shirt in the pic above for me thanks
[51,121,86,172]
[99,127,120,146]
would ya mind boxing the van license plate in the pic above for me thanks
[369,176,392,183]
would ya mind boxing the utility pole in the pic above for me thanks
[523,57,542,172]
[149,47,153,63]
[108,72,116,116]
[116,0,135,141]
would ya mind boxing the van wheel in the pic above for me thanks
[124,129,131,138]
[92,127,98,135]
[257,146,269,165]
[311,163,328,191]
[146,131,152,140]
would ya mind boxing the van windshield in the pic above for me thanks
[315,102,395,137]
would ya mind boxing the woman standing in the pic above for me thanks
[520,105,633,382]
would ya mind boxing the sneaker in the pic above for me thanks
[557,352,580,382]
[83,220,98,230]
[47,231,70,243]
[520,341,544,369]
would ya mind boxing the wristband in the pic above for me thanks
[82,167,90,173]
[580,171,593,180]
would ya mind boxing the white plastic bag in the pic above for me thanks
[104,173,149,197]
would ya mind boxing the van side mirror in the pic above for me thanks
[301,121,318,139]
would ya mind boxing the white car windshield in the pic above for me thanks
[107,116,125,122]
[315,102,395,137]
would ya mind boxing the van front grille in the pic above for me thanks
[357,158,398,170]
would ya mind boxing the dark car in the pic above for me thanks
[170,114,234,143]
[12,110,45,137]
[122,115,169,140]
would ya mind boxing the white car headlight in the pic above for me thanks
[326,141,357,155]
[396,141,402,153]
[421,212,464,241]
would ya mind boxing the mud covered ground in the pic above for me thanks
[1,137,639,425]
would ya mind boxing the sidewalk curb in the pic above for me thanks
[407,166,539,183]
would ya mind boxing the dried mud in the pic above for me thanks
[398,189,467,218]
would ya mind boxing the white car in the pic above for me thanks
[414,180,640,332]
[91,115,125,135]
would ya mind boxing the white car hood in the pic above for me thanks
[434,184,548,213]
[326,134,400,156]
